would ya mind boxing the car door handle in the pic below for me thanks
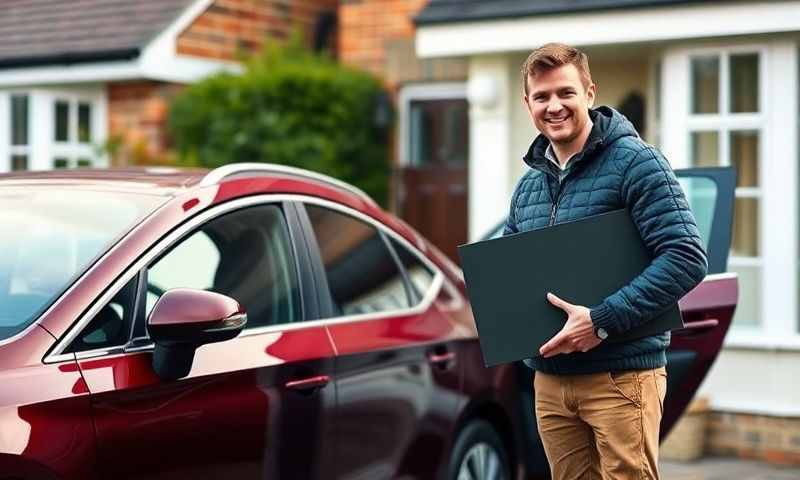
[428,351,456,365]
[673,318,719,336]
[285,375,331,393]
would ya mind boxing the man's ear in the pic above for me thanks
[586,83,597,108]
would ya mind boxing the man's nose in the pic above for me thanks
[546,98,563,114]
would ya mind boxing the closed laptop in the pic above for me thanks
[458,209,683,367]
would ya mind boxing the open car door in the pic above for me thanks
[662,166,738,437]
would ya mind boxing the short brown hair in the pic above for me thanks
[521,43,592,96]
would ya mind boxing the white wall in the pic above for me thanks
[467,54,515,240]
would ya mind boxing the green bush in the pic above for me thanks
[168,36,392,206]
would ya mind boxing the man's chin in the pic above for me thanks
[546,130,574,144]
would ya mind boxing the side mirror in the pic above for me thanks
[147,288,247,380]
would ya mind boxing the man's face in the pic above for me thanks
[522,64,596,146]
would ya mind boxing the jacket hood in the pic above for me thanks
[523,106,639,171]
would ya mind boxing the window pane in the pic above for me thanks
[732,197,759,257]
[730,130,759,187]
[11,95,28,145]
[55,101,69,142]
[54,157,69,169]
[146,205,300,329]
[409,99,469,166]
[77,158,92,168]
[389,237,435,303]
[11,155,27,171]
[0,189,165,341]
[691,56,719,114]
[65,275,138,353]
[78,103,91,142]
[691,131,719,167]
[306,205,410,316]
[730,265,760,328]
[678,177,717,252]
[730,53,759,113]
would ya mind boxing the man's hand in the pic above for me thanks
[539,292,603,358]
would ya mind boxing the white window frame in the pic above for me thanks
[661,40,799,347]
[0,87,108,172]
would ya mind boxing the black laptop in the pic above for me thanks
[457,209,683,367]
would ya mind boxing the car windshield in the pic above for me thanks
[0,188,165,341]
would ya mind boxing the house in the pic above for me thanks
[0,0,336,169]
[409,0,800,463]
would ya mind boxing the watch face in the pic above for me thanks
[597,328,608,340]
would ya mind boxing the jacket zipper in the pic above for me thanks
[549,181,563,226]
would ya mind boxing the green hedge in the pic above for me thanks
[168,38,392,206]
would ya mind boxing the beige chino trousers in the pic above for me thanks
[534,367,667,480]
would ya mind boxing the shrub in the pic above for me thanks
[168,36,392,206]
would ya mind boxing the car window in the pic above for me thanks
[0,188,164,341]
[388,237,435,304]
[65,274,139,353]
[305,205,410,317]
[145,205,301,330]
[678,176,717,253]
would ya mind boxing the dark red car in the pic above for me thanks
[0,164,737,479]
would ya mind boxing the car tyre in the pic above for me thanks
[448,419,510,480]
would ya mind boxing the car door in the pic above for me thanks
[662,166,738,437]
[297,201,463,480]
[69,200,338,479]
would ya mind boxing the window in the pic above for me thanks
[409,99,469,166]
[305,205,410,316]
[687,50,762,329]
[0,189,164,342]
[9,94,29,171]
[50,97,97,169]
[144,205,301,331]
[65,275,139,353]
[388,237,435,304]
[2,90,104,172]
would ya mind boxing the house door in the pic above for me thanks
[399,96,469,262]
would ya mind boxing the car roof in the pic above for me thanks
[0,167,207,195]
[0,164,424,248]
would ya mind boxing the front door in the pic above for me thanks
[74,201,337,479]
[400,98,469,262]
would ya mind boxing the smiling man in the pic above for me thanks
[503,43,708,479]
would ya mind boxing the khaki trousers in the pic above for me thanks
[533,367,667,480]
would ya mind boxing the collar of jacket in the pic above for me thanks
[523,108,608,179]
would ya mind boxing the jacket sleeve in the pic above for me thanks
[589,146,708,335]
[502,182,520,236]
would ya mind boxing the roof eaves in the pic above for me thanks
[414,0,708,26]
[0,48,141,70]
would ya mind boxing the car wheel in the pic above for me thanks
[448,419,510,480]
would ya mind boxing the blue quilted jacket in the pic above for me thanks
[504,106,708,375]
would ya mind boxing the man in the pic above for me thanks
[504,43,707,479]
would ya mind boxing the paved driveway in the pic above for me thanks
[662,457,800,479]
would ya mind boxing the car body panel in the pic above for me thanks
[77,326,337,479]
[0,326,94,479]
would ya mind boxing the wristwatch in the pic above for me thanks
[594,326,608,340]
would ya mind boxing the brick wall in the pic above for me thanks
[338,0,466,88]
[177,0,338,61]
[708,412,800,465]
[107,81,184,166]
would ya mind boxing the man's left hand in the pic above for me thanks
[539,292,603,358]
